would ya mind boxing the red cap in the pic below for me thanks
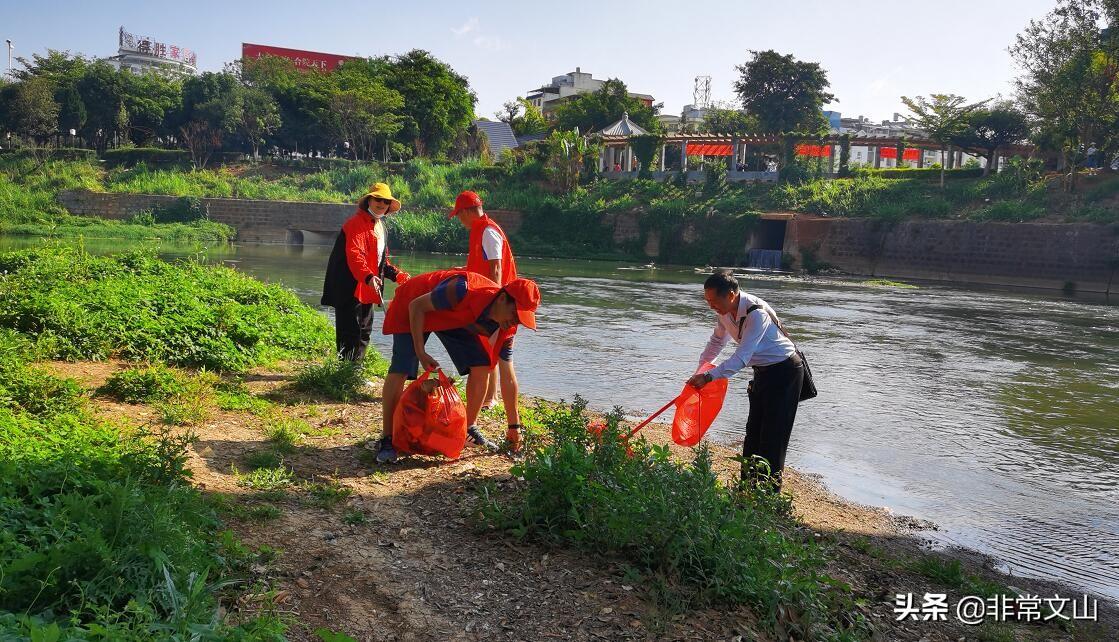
[448,190,483,218]
[503,278,540,330]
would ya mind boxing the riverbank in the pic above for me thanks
[3,247,1115,639]
[5,156,1118,269]
[43,357,1117,641]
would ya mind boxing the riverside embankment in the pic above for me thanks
[50,186,1119,293]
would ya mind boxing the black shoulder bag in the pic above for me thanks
[741,304,818,401]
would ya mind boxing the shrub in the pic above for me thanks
[0,247,333,371]
[0,356,83,417]
[0,147,98,162]
[482,398,867,639]
[102,147,192,168]
[0,403,277,638]
[152,196,208,223]
[294,357,378,401]
[854,167,984,180]
[98,364,186,403]
[972,200,1046,222]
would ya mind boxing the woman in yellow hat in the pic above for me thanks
[321,183,409,361]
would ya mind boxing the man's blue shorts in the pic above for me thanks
[388,331,514,379]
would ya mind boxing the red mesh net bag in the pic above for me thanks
[670,362,728,447]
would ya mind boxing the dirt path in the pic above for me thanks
[51,361,1116,641]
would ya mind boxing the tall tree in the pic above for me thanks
[699,104,758,134]
[123,72,182,145]
[9,78,60,146]
[238,86,282,160]
[496,97,547,136]
[1011,0,1119,190]
[901,94,988,187]
[551,78,660,134]
[954,102,1031,175]
[376,50,476,157]
[56,84,87,138]
[325,87,403,160]
[733,50,834,135]
[241,54,334,156]
[179,72,244,167]
[76,61,129,152]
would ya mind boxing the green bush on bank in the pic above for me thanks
[0,330,285,640]
[0,246,332,371]
[482,399,868,640]
[854,167,984,180]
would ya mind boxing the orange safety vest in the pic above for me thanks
[466,215,517,285]
[342,211,390,305]
[382,269,514,368]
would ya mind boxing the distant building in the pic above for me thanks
[473,120,519,158]
[831,112,982,169]
[526,68,655,118]
[658,104,710,133]
[106,27,196,77]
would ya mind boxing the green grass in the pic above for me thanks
[0,245,333,371]
[234,464,296,492]
[861,279,918,289]
[215,381,274,414]
[342,508,367,525]
[481,398,869,640]
[905,556,1008,599]
[293,357,380,401]
[0,330,283,638]
[307,479,354,509]
[244,448,285,470]
[264,414,309,452]
[98,364,188,403]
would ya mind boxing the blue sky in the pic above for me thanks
[5,0,1057,122]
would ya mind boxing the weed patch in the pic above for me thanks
[0,246,332,371]
[294,358,373,401]
[481,398,868,639]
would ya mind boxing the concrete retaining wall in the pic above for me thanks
[785,216,1119,293]
[56,190,1119,292]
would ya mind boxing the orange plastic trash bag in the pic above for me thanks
[392,369,468,458]
[670,362,728,447]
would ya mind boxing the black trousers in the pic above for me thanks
[335,297,374,362]
[742,355,804,489]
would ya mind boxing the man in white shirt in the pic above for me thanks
[686,270,804,489]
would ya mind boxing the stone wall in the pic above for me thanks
[785,216,1119,293]
[56,190,1119,292]
[58,190,354,243]
[58,190,530,244]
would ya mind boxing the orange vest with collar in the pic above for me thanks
[466,215,517,285]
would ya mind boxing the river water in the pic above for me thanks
[5,237,1118,601]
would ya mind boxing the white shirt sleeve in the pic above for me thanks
[481,227,503,261]
[708,310,768,380]
[698,321,729,368]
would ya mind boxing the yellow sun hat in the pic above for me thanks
[358,182,401,214]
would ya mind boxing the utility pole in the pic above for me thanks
[5,40,12,82]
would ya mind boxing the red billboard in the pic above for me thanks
[242,43,356,72]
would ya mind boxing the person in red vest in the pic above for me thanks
[371,269,541,464]
[448,190,528,452]
[321,183,409,362]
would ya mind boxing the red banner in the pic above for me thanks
[685,143,733,156]
[878,147,921,161]
[795,144,832,158]
[242,43,356,72]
